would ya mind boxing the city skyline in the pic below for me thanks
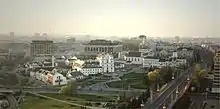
[0,0,219,37]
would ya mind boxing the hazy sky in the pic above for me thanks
[0,0,219,37]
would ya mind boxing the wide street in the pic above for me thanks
[144,66,193,109]
[143,47,210,109]
[188,93,220,109]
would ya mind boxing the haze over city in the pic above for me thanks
[0,0,219,37]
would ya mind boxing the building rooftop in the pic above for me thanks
[70,71,84,77]
[84,39,121,45]
[76,55,97,60]
[127,51,142,57]
[31,40,53,43]
[83,62,102,68]
[144,56,159,59]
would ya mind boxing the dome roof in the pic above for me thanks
[65,59,70,65]
[70,56,77,60]
[61,56,65,59]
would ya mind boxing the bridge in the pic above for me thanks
[144,66,193,109]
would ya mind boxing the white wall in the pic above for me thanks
[101,54,114,73]
[81,68,103,76]
[143,58,187,68]
[125,57,143,65]
[143,58,160,68]
[51,73,68,85]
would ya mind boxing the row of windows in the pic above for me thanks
[82,68,102,71]
[126,57,142,62]
[83,72,99,74]
[85,47,114,52]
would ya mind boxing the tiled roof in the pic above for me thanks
[85,39,121,45]
[70,71,84,77]
[127,51,142,57]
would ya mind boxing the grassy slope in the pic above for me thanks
[21,93,116,109]
[20,96,81,109]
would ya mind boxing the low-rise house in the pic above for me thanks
[125,52,143,65]
[115,62,125,69]
[30,68,67,85]
[67,69,86,80]
[47,72,67,85]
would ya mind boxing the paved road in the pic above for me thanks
[144,66,193,109]
[144,47,209,109]
[188,93,220,109]
[1,86,145,96]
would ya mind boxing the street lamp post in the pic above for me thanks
[122,71,125,100]
[172,72,175,80]
[175,86,179,101]
[162,104,166,109]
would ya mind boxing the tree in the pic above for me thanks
[139,35,146,39]
[147,70,160,102]
[148,70,160,86]
[0,73,20,86]
[193,64,209,92]
[196,69,208,92]
[159,66,173,83]
[59,80,77,96]
[195,64,202,73]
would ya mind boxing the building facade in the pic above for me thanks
[100,54,115,73]
[143,57,186,68]
[125,52,143,65]
[83,40,123,54]
[212,50,220,93]
[30,40,54,57]
[81,67,103,76]
[30,68,67,86]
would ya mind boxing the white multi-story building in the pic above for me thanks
[81,67,103,76]
[143,58,160,68]
[143,57,187,68]
[100,54,115,73]
[125,52,143,65]
[212,50,220,93]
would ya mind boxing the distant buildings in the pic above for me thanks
[66,37,76,43]
[212,50,220,93]
[83,39,123,54]
[30,40,54,57]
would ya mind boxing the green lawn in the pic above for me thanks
[21,93,116,109]
[78,75,111,86]
[107,73,148,89]
[20,96,81,109]
[78,79,106,86]
[42,93,116,102]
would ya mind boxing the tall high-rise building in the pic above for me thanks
[9,32,14,37]
[30,40,54,57]
[34,33,40,37]
[212,50,220,93]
